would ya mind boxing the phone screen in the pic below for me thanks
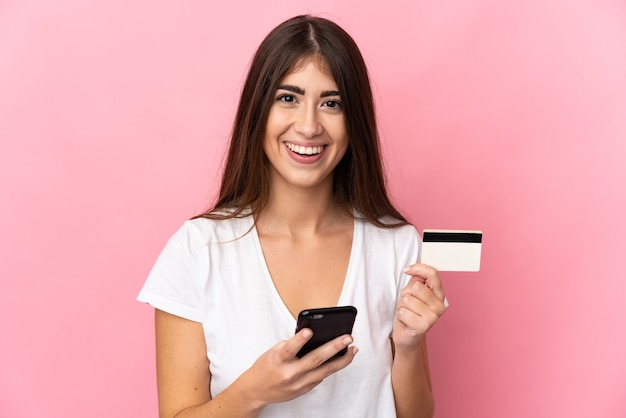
[295,306,357,360]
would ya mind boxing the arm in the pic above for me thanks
[391,337,434,418]
[156,309,258,418]
[391,263,446,418]
[155,309,358,418]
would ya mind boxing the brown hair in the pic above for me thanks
[196,15,407,227]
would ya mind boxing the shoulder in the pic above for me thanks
[358,219,419,259]
[175,215,254,247]
[359,218,419,242]
[355,219,420,288]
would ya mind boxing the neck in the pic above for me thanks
[256,179,348,236]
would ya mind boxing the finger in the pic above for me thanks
[396,304,440,335]
[403,263,446,302]
[399,280,447,316]
[295,345,358,394]
[401,284,447,318]
[410,280,443,306]
[321,345,358,370]
[305,343,358,382]
[282,328,314,360]
[300,334,355,368]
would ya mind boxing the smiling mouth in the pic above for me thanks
[285,142,324,156]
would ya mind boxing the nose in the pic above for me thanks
[294,104,323,138]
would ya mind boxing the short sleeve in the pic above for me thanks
[137,221,206,322]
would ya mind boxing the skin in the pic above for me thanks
[259,58,352,317]
[392,263,447,418]
[154,58,446,418]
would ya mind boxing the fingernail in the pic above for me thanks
[403,266,410,273]
[342,336,353,345]
[302,329,312,338]
[444,297,449,308]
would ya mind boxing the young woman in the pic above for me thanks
[138,15,447,418]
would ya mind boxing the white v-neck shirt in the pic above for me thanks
[138,215,420,417]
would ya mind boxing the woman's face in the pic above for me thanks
[263,57,348,194]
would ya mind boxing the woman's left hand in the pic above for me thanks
[392,263,447,351]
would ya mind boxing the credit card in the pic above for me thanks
[421,230,482,272]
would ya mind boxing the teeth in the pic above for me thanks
[285,142,323,155]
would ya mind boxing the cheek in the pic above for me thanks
[327,118,348,144]
[337,139,349,160]
[262,134,280,160]
[335,128,349,156]
[264,113,276,138]
[263,114,281,149]
[264,109,290,140]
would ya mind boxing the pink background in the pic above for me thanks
[1,1,625,417]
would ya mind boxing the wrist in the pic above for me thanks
[215,375,266,418]
[392,336,425,357]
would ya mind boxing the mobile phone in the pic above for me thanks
[295,306,357,360]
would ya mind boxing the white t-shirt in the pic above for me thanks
[138,215,420,417]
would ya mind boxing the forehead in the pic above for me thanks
[281,56,337,85]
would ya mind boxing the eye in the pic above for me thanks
[276,94,296,103]
[323,99,342,110]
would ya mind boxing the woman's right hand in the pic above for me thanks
[155,309,357,418]
[234,328,358,409]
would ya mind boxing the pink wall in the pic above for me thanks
[1,1,625,417]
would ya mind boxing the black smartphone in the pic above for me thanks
[295,306,357,360]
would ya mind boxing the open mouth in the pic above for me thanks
[285,141,324,156]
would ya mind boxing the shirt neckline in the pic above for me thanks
[248,216,362,325]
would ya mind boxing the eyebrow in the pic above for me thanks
[277,85,341,98]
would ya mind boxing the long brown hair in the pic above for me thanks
[196,15,407,227]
